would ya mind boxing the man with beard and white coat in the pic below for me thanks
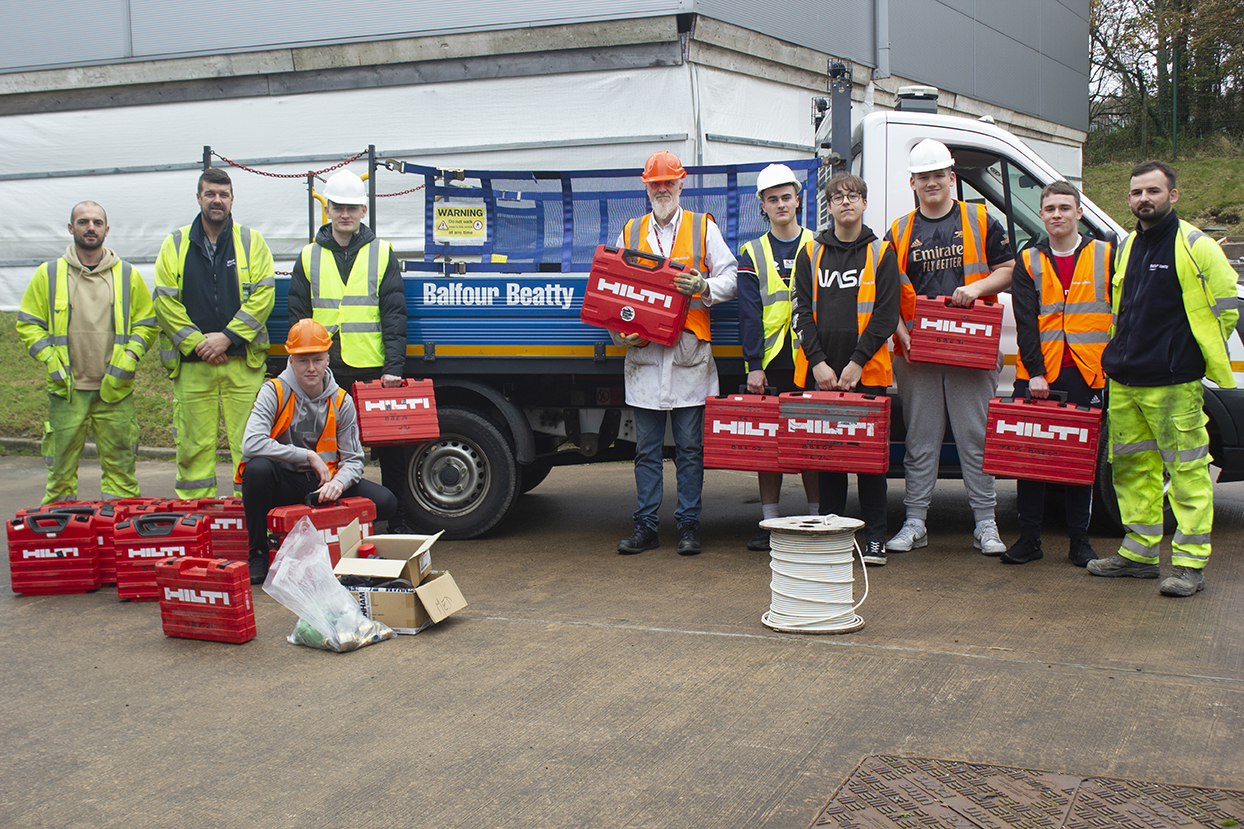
[18,201,158,503]
[237,319,399,584]
[613,150,738,556]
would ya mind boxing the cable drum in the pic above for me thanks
[760,515,869,634]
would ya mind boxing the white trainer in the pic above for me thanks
[886,520,928,552]
[974,519,1006,555]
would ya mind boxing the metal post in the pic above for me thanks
[307,173,316,242]
[368,144,377,234]
[1172,46,1178,160]
[202,146,211,171]
[829,62,852,173]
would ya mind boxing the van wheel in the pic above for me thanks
[402,407,518,539]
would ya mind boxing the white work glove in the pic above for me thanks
[673,269,708,297]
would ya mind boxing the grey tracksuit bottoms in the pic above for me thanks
[893,355,999,523]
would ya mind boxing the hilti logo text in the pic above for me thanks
[164,588,231,606]
[712,420,779,437]
[211,518,243,530]
[129,545,186,559]
[788,420,875,437]
[594,278,674,309]
[318,522,372,545]
[995,420,1089,443]
[919,318,993,337]
[364,398,430,412]
[23,547,79,559]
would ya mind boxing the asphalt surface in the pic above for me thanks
[2,455,1242,828]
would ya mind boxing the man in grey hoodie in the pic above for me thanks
[238,318,398,583]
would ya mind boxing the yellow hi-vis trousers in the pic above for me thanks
[42,391,140,504]
[172,357,264,499]
[1108,379,1213,569]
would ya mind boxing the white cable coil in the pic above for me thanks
[760,515,868,633]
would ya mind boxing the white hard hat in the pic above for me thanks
[756,163,801,197]
[908,139,956,174]
[323,170,368,206]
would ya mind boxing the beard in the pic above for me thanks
[1132,199,1172,224]
[74,233,104,251]
[651,196,679,225]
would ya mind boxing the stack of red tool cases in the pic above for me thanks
[907,295,1004,370]
[351,378,440,446]
[580,245,691,346]
[44,503,117,584]
[702,392,795,474]
[156,557,256,644]
[983,395,1104,486]
[159,497,248,561]
[6,510,99,595]
[266,496,376,566]
[114,512,212,601]
[778,391,891,474]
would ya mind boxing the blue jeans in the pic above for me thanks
[632,406,704,529]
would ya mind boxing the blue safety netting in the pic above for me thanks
[395,158,822,274]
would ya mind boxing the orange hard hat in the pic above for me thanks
[641,150,687,183]
[285,319,333,354]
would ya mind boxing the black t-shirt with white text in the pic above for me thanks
[891,205,1014,297]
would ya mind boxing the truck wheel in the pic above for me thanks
[519,458,554,494]
[402,407,519,539]
[1091,426,1176,535]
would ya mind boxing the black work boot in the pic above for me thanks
[248,550,270,585]
[617,523,659,555]
[1000,533,1043,564]
[1068,533,1097,567]
[677,522,701,556]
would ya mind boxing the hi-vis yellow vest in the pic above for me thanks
[302,241,392,368]
[741,229,815,370]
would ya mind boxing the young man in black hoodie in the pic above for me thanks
[288,169,410,530]
[791,173,900,564]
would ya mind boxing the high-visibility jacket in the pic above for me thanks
[153,221,275,378]
[1113,219,1239,388]
[301,240,391,368]
[890,201,993,340]
[741,229,816,370]
[234,377,346,485]
[1016,240,1112,388]
[623,209,713,341]
[17,257,157,402]
[794,238,893,388]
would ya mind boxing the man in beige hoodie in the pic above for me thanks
[17,201,158,503]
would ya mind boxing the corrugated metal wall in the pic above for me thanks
[2,0,1090,130]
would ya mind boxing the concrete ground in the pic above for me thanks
[1,454,1242,828]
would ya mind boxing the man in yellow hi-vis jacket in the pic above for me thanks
[1089,160,1238,597]
[17,201,157,503]
[154,168,275,498]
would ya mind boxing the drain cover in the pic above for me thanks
[813,755,1244,828]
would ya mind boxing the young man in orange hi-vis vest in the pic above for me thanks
[884,139,1015,556]
[237,319,398,584]
[791,173,900,565]
[612,150,738,557]
[1002,181,1111,567]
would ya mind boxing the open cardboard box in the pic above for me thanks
[332,520,467,634]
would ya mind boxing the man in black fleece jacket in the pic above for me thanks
[288,169,410,530]
[791,173,900,563]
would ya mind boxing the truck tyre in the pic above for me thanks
[402,407,519,539]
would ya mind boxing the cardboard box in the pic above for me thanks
[332,521,467,634]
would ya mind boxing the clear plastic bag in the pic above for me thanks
[262,516,393,652]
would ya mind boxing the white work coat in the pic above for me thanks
[612,209,738,410]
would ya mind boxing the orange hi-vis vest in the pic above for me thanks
[794,238,893,388]
[1016,240,1112,388]
[623,209,712,341]
[234,378,347,485]
[890,201,992,349]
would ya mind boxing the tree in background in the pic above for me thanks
[1089,0,1242,161]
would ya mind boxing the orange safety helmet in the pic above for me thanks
[285,319,333,354]
[641,150,687,183]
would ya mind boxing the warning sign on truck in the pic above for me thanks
[433,202,487,244]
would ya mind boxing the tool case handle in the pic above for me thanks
[131,512,200,537]
[21,512,77,534]
[621,247,666,272]
[737,385,778,396]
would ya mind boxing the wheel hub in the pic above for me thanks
[410,437,489,516]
